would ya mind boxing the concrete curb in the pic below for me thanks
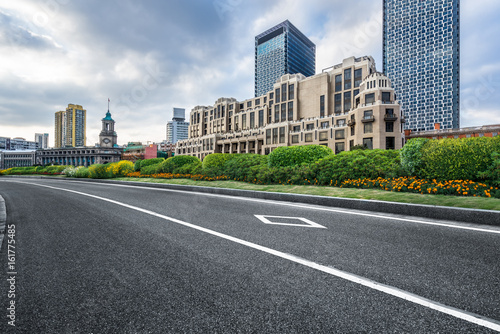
[2,175,500,226]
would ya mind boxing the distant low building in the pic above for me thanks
[405,124,500,141]
[122,142,145,162]
[0,137,38,150]
[0,150,37,169]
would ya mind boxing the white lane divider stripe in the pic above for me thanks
[11,180,500,332]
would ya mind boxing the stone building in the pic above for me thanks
[176,56,404,159]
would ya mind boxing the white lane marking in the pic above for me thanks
[255,215,326,228]
[9,180,500,332]
[6,179,500,235]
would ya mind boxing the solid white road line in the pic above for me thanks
[10,180,500,332]
[9,179,500,235]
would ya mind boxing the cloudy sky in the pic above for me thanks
[1,0,499,147]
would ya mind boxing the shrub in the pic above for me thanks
[202,153,240,176]
[140,163,162,175]
[420,136,500,181]
[221,154,268,181]
[88,164,112,179]
[158,156,201,174]
[175,161,202,174]
[268,145,332,168]
[140,158,165,170]
[478,152,500,186]
[313,149,404,185]
[74,166,90,178]
[62,166,77,177]
[134,159,142,171]
[108,160,135,177]
[400,138,429,177]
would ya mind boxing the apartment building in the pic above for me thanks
[176,56,404,159]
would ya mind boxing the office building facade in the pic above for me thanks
[166,108,189,144]
[35,133,49,149]
[55,104,87,148]
[383,0,460,131]
[177,56,404,159]
[255,20,316,97]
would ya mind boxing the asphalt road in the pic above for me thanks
[0,178,499,333]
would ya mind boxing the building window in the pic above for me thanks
[282,84,287,101]
[292,135,299,143]
[335,74,342,92]
[305,133,313,142]
[365,93,375,105]
[336,119,346,127]
[363,137,373,150]
[349,140,354,149]
[364,123,373,133]
[259,110,264,127]
[335,129,345,139]
[272,128,278,144]
[281,103,286,122]
[275,105,280,122]
[335,142,345,154]
[364,110,373,120]
[229,104,234,110]
[250,112,255,128]
[344,92,351,112]
[247,101,252,108]
[321,121,329,129]
[255,98,261,106]
[319,131,328,141]
[386,122,394,132]
[266,129,271,145]
[270,92,274,100]
[382,92,391,103]
[386,137,395,150]
[354,69,362,87]
[279,127,285,143]
[335,94,342,114]
[268,110,272,123]
[306,123,314,131]
[242,114,247,129]
[344,69,352,90]
[288,102,293,120]
[275,88,280,103]
[351,126,355,136]
[288,84,294,100]
[320,95,325,117]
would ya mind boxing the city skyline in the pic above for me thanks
[1,0,499,146]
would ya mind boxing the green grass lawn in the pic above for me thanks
[113,177,500,211]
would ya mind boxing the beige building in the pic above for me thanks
[55,104,87,148]
[176,56,404,159]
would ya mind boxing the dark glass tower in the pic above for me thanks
[383,0,460,131]
[255,20,316,97]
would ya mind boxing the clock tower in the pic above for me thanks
[99,108,117,148]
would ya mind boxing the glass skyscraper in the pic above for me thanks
[255,20,316,97]
[383,0,460,131]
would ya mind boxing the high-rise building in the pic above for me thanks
[255,20,316,97]
[166,108,189,144]
[35,133,49,149]
[55,104,87,148]
[383,0,460,131]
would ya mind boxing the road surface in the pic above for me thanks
[0,178,499,333]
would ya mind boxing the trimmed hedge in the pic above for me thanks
[140,158,164,170]
[268,145,332,168]
[202,153,240,171]
[134,159,142,171]
[221,154,269,181]
[420,136,500,181]
[158,156,201,174]
[75,167,90,178]
[88,164,111,179]
[400,138,429,177]
[108,160,135,177]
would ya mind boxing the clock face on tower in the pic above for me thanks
[103,138,111,144]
